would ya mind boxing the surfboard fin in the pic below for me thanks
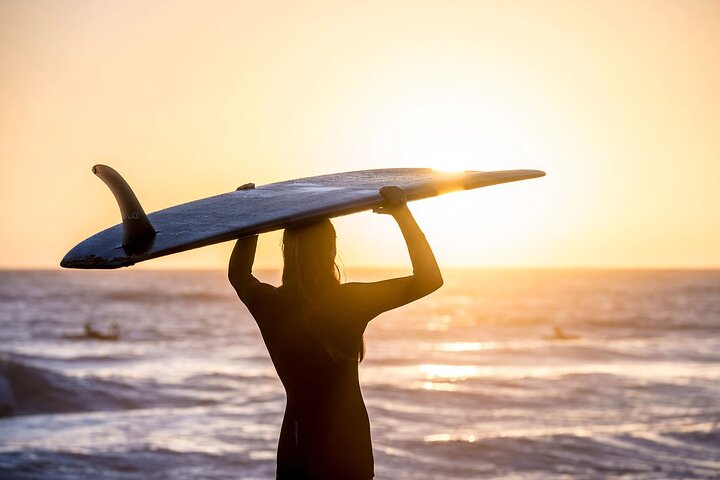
[92,164,156,248]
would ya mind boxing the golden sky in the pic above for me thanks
[1,0,719,269]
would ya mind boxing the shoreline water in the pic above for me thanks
[2,269,719,479]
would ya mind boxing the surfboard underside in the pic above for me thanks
[61,168,544,269]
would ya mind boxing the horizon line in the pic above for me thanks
[2,265,720,272]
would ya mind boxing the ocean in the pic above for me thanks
[1,269,719,479]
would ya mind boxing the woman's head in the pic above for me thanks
[281,219,339,288]
[281,219,364,362]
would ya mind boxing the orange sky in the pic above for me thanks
[1,0,719,269]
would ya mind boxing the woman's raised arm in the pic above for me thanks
[345,187,443,318]
[228,235,273,305]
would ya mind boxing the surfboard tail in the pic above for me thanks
[92,165,156,248]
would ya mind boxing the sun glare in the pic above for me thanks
[333,95,549,268]
[372,100,534,172]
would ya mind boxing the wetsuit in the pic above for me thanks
[229,209,442,479]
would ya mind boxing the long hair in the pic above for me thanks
[281,219,365,363]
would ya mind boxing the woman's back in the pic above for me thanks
[244,283,374,479]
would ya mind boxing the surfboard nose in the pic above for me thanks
[60,249,105,269]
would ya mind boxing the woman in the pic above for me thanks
[228,186,443,479]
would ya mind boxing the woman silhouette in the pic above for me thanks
[228,186,443,480]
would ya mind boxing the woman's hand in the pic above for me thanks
[373,186,408,215]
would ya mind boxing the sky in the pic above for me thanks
[1,0,718,270]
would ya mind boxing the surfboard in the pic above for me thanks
[61,166,545,269]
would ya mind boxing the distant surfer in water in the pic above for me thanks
[228,186,443,480]
[544,326,579,341]
[63,322,120,341]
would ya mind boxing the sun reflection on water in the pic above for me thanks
[422,420,720,444]
[417,381,458,392]
[435,341,499,352]
[418,364,480,380]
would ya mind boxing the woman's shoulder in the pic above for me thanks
[332,282,376,308]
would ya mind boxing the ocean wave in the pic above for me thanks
[103,290,231,304]
[581,314,720,331]
[0,356,201,418]
[183,371,279,393]
[12,351,142,364]
[375,422,720,479]
[0,289,231,306]
[0,447,273,480]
